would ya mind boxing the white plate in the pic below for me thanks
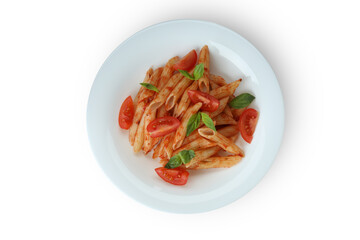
[87,20,284,213]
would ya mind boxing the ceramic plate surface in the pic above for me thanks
[87,20,284,213]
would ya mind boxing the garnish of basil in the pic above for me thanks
[165,150,195,169]
[229,93,255,109]
[193,63,204,80]
[200,112,216,131]
[179,63,204,81]
[186,112,201,136]
[178,70,195,80]
[186,112,216,136]
[140,83,159,92]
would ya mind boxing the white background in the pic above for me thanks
[1,0,359,239]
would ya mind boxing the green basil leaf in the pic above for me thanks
[178,150,195,164]
[193,63,204,80]
[165,150,196,169]
[139,83,159,92]
[229,93,255,109]
[200,112,216,132]
[165,155,182,169]
[186,113,201,136]
[179,70,195,80]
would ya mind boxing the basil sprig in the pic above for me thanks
[165,150,195,169]
[179,63,204,80]
[186,112,201,136]
[229,93,255,109]
[200,112,216,132]
[140,83,159,92]
[186,112,216,136]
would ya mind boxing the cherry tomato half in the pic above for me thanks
[173,49,197,71]
[155,167,189,185]
[187,90,220,112]
[238,108,259,143]
[147,116,181,138]
[118,96,134,130]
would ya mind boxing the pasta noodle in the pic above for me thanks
[138,67,163,103]
[198,45,210,93]
[185,146,221,168]
[143,108,157,154]
[133,107,147,153]
[209,79,241,99]
[213,113,237,125]
[157,56,179,91]
[190,156,242,169]
[173,102,202,150]
[173,80,198,118]
[165,71,194,111]
[149,73,183,111]
[209,74,227,86]
[198,127,244,156]
[172,137,217,156]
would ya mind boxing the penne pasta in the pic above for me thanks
[217,125,239,137]
[209,79,241,99]
[173,80,198,118]
[199,45,210,72]
[172,137,217,156]
[188,135,239,169]
[128,122,138,146]
[157,56,179,91]
[134,68,153,107]
[213,112,237,125]
[198,45,210,93]
[152,138,164,159]
[138,67,163,103]
[157,105,168,118]
[149,72,184,111]
[133,101,147,124]
[181,130,201,146]
[173,103,178,116]
[223,105,233,117]
[229,133,239,142]
[181,125,237,148]
[165,73,194,111]
[198,74,210,93]
[209,80,220,90]
[133,107,148,153]
[185,146,221,168]
[209,74,227,86]
[198,127,244,156]
[190,155,242,169]
[143,108,157,154]
[129,68,154,144]
[173,102,202,150]
[162,132,175,159]
[208,97,229,119]
[145,137,161,155]
[231,107,246,121]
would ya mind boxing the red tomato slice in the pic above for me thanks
[187,90,220,112]
[173,49,197,71]
[238,108,259,143]
[147,116,180,138]
[118,96,134,130]
[155,167,189,185]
